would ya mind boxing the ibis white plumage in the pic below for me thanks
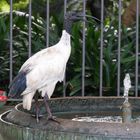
[8,12,83,122]
[20,30,71,110]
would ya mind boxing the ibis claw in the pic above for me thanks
[47,116,60,124]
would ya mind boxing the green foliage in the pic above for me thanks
[0,0,9,12]
[13,0,28,10]
[65,19,138,96]
[0,0,28,12]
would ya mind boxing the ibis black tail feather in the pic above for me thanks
[8,70,29,98]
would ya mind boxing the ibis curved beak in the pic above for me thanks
[65,11,101,23]
[76,13,101,22]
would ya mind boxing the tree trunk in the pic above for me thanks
[122,0,140,27]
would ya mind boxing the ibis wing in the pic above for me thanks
[8,69,30,98]
[20,54,66,96]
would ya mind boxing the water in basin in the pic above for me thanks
[56,111,140,123]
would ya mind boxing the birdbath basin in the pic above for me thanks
[1,97,140,140]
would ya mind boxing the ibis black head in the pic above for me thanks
[64,11,83,34]
[64,11,100,34]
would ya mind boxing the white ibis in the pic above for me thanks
[8,12,84,122]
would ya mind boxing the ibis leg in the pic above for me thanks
[32,90,43,123]
[34,94,39,123]
[44,93,59,123]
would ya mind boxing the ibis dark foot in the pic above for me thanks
[33,90,42,123]
[44,93,60,124]
[47,115,60,124]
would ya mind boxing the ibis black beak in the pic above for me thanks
[65,11,101,23]
[76,13,101,23]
